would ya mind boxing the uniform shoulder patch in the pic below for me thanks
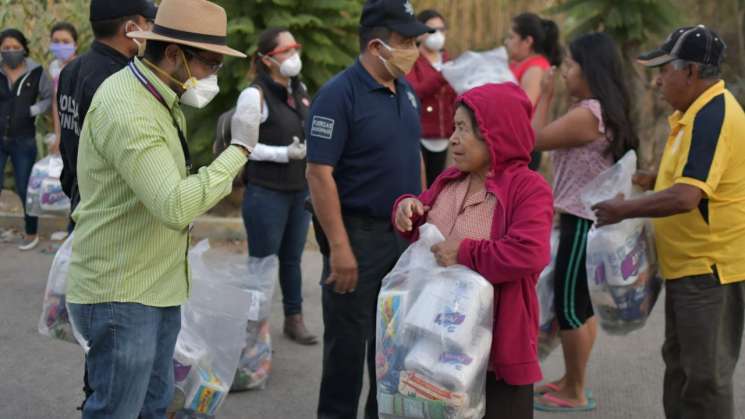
[311,115,335,140]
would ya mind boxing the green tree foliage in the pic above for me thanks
[187,0,362,168]
[549,0,678,58]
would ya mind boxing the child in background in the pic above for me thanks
[532,32,639,412]
[394,83,554,419]
[505,12,563,170]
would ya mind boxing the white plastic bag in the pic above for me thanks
[169,240,264,418]
[230,256,279,392]
[38,233,76,344]
[580,151,663,335]
[26,155,70,217]
[441,47,516,94]
[537,229,560,360]
[376,224,494,419]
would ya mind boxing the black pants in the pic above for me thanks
[421,145,448,187]
[662,274,745,419]
[317,215,408,419]
[484,373,534,419]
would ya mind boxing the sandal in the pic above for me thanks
[534,392,597,412]
[534,382,593,398]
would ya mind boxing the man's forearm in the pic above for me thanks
[619,187,700,219]
[307,170,350,249]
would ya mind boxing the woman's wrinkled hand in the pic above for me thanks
[431,239,462,267]
[394,197,429,232]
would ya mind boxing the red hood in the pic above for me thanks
[457,83,535,175]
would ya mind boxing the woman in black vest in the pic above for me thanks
[0,29,53,250]
[235,27,316,344]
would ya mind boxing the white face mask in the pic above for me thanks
[274,53,302,78]
[180,74,220,109]
[424,30,446,52]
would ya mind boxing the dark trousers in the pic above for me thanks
[662,274,745,419]
[0,136,38,235]
[242,183,311,316]
[317,215,407,419]
[421,144,448,187]
[483,373,534,419]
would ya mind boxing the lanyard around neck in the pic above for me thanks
[128,61,192,174]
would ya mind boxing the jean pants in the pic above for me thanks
[0,136,38,235]
[242,182,311,316]
[68,302,181,419]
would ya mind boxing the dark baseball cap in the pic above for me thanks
[90,0,158,22]
[360,0,434,38]
[638,25,726,68]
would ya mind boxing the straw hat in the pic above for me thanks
[127,0,246,58]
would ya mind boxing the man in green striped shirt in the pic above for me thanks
[65,1,257,417]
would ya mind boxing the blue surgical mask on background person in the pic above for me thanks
[50,42,76,62]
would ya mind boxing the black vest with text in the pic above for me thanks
[243,73,309,192]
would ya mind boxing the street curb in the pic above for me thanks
[0,212,320,251]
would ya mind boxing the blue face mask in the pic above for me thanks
[50,42,76,62]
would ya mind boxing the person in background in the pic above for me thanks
[0,28,54,251]
[593,26,745,419]
[504,12,562,171]
[49,22,78,155]
[531,32,638,413]
[406,9,456,186]
[65,0,255,416]
[58,0,157,224]
[306,0,432,417]
[394,83,554,419]
[235,27,316,345]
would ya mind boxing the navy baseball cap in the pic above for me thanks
[360,0,434,38]
[90,0,157,22]
[638,25,726,68]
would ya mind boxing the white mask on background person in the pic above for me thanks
[277,53,303,78]
[180,74,220,109]
[424,30,446,52]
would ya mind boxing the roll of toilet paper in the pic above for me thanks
[404,333,491,391]
[403,276,491,351]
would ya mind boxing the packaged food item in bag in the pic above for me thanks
[38,234,76,344]
[168,241,266,418]
[536,229,560,360]
[27,155,70,217]
[376,224,493,419]
[441,47,517,94]
[580,151,663,335]
[231,255,279,392]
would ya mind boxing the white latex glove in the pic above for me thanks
[230,97,261,153]
[287,136,306,160]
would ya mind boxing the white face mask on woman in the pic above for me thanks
[424,30,446,52]
[274,53,303,78]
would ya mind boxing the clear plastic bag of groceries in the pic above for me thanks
[38,233,76,344]
[230,256,279,392]
[580,151,663,335]
[537,228,560,360]
[168,240,264,418]
[441,47,517,94]
[27,155,70,217]
[26,156,51,217]
[376,224,494,419]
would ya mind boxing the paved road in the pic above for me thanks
[1,240,743,419]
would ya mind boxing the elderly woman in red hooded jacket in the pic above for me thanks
[392,83,554,419]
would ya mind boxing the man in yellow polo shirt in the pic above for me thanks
[593,25,745,419]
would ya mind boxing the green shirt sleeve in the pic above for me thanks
[93,110,247,231]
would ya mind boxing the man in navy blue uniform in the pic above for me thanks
[306,1,432,418]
